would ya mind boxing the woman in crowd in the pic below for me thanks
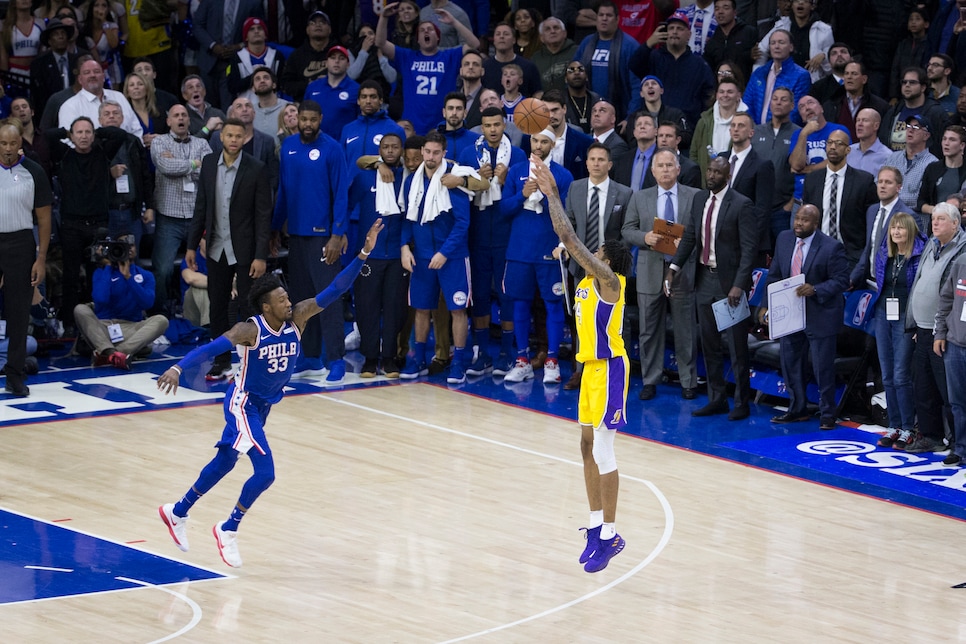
[391,0,420,50]
[2,0,44,90]
[506,8,542,59]
[277,102,298,146]
[874,212,927,450]
[83,0,126,89]
[124,70,163,146]
[348,23,396,101]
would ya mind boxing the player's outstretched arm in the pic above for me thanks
[156,321,259,395]
[529,155,620,295]
[292,218,384,330]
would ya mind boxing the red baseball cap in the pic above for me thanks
[327,45,350,59]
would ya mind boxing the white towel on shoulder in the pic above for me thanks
[404,162,478,223]
[473,134,512,209]
[523,161,544,214]
[374,157,401,216]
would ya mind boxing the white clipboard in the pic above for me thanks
[766,274,806,340]
[712,291,750,331]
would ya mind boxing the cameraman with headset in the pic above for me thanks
[73,233,169,369]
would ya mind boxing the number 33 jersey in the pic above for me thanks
[234,315,301,404]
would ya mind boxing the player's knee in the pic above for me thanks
[592,427,618,474]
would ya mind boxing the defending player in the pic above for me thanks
[530,155,631,573]
[156,220,384,568]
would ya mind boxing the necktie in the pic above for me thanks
[664,191,674,223]
[632,151,644,191]
[224,0,238,43]
[267,0,279,42]
[58,55,69,89]
[791,239,804,276]
[701,195,716,265]
[692,8,706,55]
[729,154,738,186]
[587,186,600,251]
[828,173,839,240]
[762,66,778,123]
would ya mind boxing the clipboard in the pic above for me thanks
[711,291,751,331]
[651,218,685,256]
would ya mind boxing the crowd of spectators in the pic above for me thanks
[4,0,966,458]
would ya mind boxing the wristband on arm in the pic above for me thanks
[175,335,234,374]
[315,256,365,309]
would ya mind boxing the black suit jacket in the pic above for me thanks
[189,151,273,268]
[672,188,758,293]
[30,51,77,119]
[726,149,774,254]
[802,165,877,269]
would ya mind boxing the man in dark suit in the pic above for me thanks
[187,119,273,378]
[30,18,77,120]
[612,112,656,190]
[623,148,701,401]
[564,142,633,388]
[760,205,850,430]
[589,100,629,158]
[724,112,774,263]
[193,0,265,109]
[849,165,915,289]
[643,120,701,189]
[665,156,758,420]
[802,128,877,271]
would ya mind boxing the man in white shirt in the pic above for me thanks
[58,60,143,140]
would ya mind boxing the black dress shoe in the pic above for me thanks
[639,384,657,400]
[692,402,728,417]
[771,412,811,424]
[728,405,750,421]
[819,418,837,430]
[4,372,29,397]
[681,387,696,400]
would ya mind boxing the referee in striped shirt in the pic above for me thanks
[0,120,52,397]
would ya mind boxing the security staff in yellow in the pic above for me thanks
[530,155,631,574]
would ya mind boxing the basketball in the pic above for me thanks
[514,97,551,135]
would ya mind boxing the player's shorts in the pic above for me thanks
[409,255,471,311]
[578,355,629,430]
[469,245,509,317]
[503,259,565,302]
[219,382,271,455]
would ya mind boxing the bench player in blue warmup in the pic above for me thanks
[531,155,631,573]
[156,219,384,568]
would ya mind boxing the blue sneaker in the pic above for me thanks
[493,352,514,376]
[579,525,601,564]
[400,357,428,380]
[325,359,346,385]
[584,533,625,573]
[292,356,325,379]
[447,360,467,384]
[466,353,493,376]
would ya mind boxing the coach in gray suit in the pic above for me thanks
[623,147,700,401]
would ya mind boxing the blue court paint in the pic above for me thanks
[0,509,225,604]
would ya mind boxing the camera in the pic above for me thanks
[88,238,130,263]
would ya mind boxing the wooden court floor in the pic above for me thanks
[2,383,965,642]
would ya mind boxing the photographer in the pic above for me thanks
[73,234,169,369]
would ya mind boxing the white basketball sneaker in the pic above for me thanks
[158,503,189,552]
[504,358,534,382]
[213,523,243,567]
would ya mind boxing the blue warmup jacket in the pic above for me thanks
[400,161,471,261]
[348,166,405,260]
[501,159,573,263]
[273,132,348,237]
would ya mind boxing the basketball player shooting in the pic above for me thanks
[530,156,631,573]
[155,220,384,568]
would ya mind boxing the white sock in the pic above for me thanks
[588,510,603,528]
[600,522,616,540]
